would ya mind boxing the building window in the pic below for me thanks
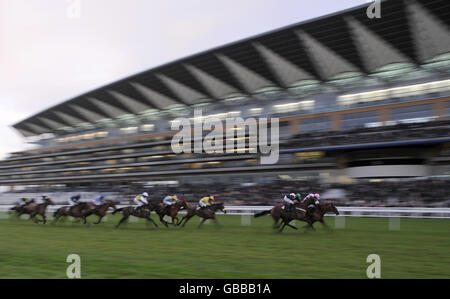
[273,100,315,114]
[141,124,155,132]
[120,127,138,135]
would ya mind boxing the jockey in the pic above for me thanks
[302,193,321,216]
[69,194,81,206]
[163,195,179,212]
[20,197,34,206]
[92,195,106,211]
[282,193,298,212]
[199,195,214,209]
[68,194,82,213]
[93,195,106,206]
[134,192,149,212]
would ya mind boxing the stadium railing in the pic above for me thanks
[1,205,450,219]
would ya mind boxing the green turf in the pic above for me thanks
[0,213,448,278]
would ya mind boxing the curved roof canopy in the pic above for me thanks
[14,0,450,136]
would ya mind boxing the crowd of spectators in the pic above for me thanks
[288,120,450,149]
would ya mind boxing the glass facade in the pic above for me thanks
[300,117,331,132]
[342,111,378,129]
[391,104,433,121]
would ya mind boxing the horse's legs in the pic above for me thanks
[52,213,60,225]
[177,216,186,226]
[278,220,287,233]
[94,216,103,225]
[198,218,207,228]
[116,215,129,228]
[30,212,38,224]
[272,215,280,229]
[159,215,169,228]
[286,221,298,230]
[307,220,315,231]
[42,214,47,224]
[146,216,158,228]
[181,215,194,228]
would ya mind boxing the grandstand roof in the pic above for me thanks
[13,0,450,136]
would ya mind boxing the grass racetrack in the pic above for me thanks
[0,213,449,278]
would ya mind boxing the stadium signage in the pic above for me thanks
[171,109,280,165]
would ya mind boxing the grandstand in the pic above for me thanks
[2,0,450,207]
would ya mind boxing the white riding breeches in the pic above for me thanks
[283,196,294,205]
[134,198,148,206]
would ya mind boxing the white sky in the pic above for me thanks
[0,0,367,158]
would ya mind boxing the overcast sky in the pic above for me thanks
[0,0,367,158]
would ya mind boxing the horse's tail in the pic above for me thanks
[254,210,271,218]
[112,208,124,215]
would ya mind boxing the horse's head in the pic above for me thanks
[322,202,339,215]
[105,201,117,210]
[146,202,157,211]
[214,202,227,214]
[175,197,189,210]
[45,198,55,205]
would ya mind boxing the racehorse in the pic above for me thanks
[85,201,117,224]
[177,202,227,228]
[30,197,55,224]
[151,198,189,227]
[112,204,158,229]
[307,202,340,229]
[254,203,307,231]
[53,202,92,225]
[254,202,339,232]
[10,201,37,219]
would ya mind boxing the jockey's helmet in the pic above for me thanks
[142,192,149,198]
[289,193,296,200]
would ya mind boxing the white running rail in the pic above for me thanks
[1,205,450,219]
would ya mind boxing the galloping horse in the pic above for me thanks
[30,197,55,224]
[10,201,37,219]
[86,201,117,224]
[177,202,227,228]
[307,202,340,229]
[254,202,339,232]
[151,198,189,227]
[254,203,307,231]
[53,202,92,225]
[112,204,158,229]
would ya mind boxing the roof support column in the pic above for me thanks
[332,114,341,131]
